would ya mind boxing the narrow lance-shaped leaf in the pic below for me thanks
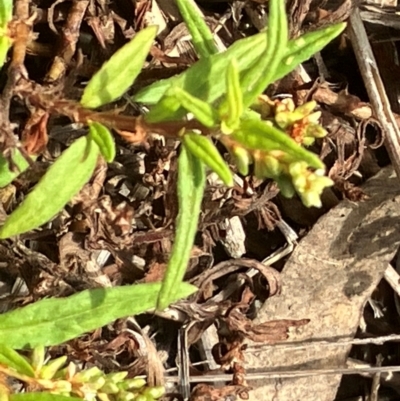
[134,23,345,121]
[0,149,35,188]
[146,86,219,126]
[274,22,346,83]
[0,36,11,69]
[0,0,12,68]
[31,346,45,373]
[0,386,9,401]
[0,282,196,349]
[157,146,205,310]
[232,118,324,169]
[134,32,267,106]
[0,0,12,28]
[228,145,251,176]
[176,0,218,58]
[241,0,288,107]
[0,136,99,238]
[39,356,67,380]
[143,91,182,123]
[81,25,158,109]
[88,121,116,162]
[0,344,35,377]
[182,133,233,186]
[219,59,243,132]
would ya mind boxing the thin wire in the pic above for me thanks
[244,333,400,351]
[164,333,400,375]
[165,365,400,383]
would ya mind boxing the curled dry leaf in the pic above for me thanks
[21,110,49,155]
[193,258,281,301]
[212,337,246,368]
[225,308,310,343]
[250,260,281,297]
[144,262,167,283]
[82,196,135,248]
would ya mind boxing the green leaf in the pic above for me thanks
[10,395,81,401]
[228,145,251,176]
[232,118,324,169]
[0,344,35,377]
[133,31,267,106]
[176,0,218,58]
[141,91,182,123]
[39,356,67,379]
[0,149,33,188]
[182,133,233,186]
[219,59,243,132]
[0,136,99,238]
[0,0,12,30]
[81,25,158,109]
[134,23,345,120]
[0,36,10,69]
[157,146,205,310]
[146,86,218,126]
[241,0,288,107]
[88,121,116,162]
[31,346,45,372]
[276,22,346,83]
[0,282,196,349]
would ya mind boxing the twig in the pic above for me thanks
[348,357,400,392]
[383,264,400,299]
[45,0,89,83]
[348,9,400,181]
[370,355,383,401]
[0,0,34,162]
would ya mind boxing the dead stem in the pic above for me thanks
[10,0,32,74]
[0,0,34,162]
[45,0,89,83]
[348,9,400,182]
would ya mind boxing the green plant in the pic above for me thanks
[0,0,12,68]
[138,0,344,308]
[0,344,165,401]
[0,283,193,398]
[0,0,345,397]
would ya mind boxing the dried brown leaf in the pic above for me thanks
[144,261,167,283]
[190,383,249,401]
[21,111,49,155]
[225,308,309,343]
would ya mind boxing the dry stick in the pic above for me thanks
[348,9,400,181]
[45,0,89,83]
[370,355,383,401]
[348,358,400,393]
[383,264,400,300]
[0,0,33,162]
[349,9,400,341]
[348,14,400,373]
[11,0,31,71]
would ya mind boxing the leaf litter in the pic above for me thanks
[1,0,400,400]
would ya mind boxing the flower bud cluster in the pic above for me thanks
[255,95,327,146]
[54,364,165,401]
[5,346,166,401]
[252,150,333,208]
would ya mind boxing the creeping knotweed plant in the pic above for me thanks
[0,2,346,397]
[0,345,165,401]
